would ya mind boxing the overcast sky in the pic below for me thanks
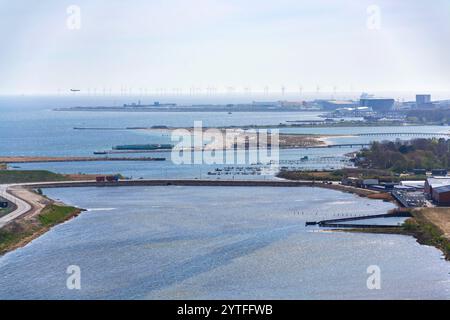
[1,0,449,94]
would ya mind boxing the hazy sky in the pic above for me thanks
[1,0,449,94]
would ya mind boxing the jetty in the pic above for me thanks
[0,156,166,164]
[306,211,411,228]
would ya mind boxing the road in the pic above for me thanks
[0,184,32,228]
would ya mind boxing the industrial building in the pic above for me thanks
[424,177,450,205]
[316,100,358,111]
[432,169,447,176]
[424,177,450,195]
[415,94,435,109]
[359,98,395,113]
[432,185,450,206]
[400,180,425,191]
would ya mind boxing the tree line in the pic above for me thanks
[357,138,450,172]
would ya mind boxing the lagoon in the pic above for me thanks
[0,186,448,299]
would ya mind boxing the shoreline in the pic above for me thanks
[0,178,393,257]
[332,209,450,261]
[0,206,83,256]
[0,185,84,256]
[279,172,450,260]
[1,177,448,263]
[0,156,166,164]
[0,186,83,256]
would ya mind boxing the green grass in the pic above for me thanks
[0,207,14,218]
[0,223,37,255]
[0,170,68,184]
[277,168,427,183]
[0,197,14,218]
[402,218,450,260]
[0,204,80,255]
[38,205,79,226]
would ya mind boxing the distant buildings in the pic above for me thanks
[251,101,308,108]
[433,100,450,109]
[425,177,450,205]
[341,177,379,188]
[415,94,434,109]
[424,177,450,195]
[431,185,450,206]
[416,94,431,105]
[360,98,395,113]
[432,169,448,176]
[316,100,358,110]
[400,180,425,190]
[252,101,281,107]
[340,173,450,206]
[123,101,177,107]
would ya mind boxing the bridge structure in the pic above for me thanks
[355,132,450,137]
[301,132,450,149]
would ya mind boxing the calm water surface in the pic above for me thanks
[0,186,448,299]
[2,96,449,177]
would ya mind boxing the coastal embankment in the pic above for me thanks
[404,208,450,260]
[15,179,392,200]
[0,185,82,255]
[2,177,448,261]
[338,208,450,260]
[0,156,165,164]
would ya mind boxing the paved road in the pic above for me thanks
[0,184,32,228]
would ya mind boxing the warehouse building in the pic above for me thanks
[316,100,358,111]
[360,98,395,113]
[415,94,434,109]
[432,185,450,206]
[425,177,450,202]
[432,169,448,176]
[400,180,425,191]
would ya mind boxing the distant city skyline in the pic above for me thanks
[1,0,449,94]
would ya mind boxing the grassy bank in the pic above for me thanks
[0,204,82,256]
[0,170,108,184]
[338,208,450,260]
[277,168,426,183]
[403,209,450,260]
[0,170,69,184]
[0,201,16,218]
